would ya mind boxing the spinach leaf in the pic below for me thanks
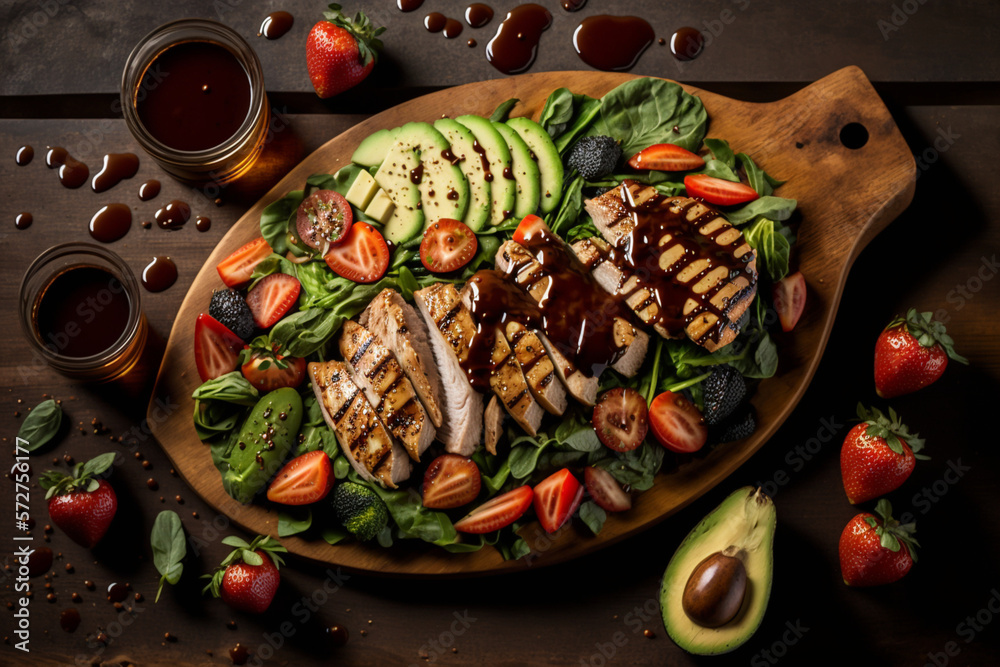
[557,96,604,154]
[578,501,606,535]
[704,138,736,170]
[260,190,303,255]
[509,441,550,479]
[724,196,798,225]
[743,217,792,281]
[248,253,299,289]
[295,392,340,458]
[191,372,259,442]
[600,78,708,157]
[548,173,584,235]
[490,98,519,122]
[17,399,62,452]
[595,442,664,491]
[278,508,313,537]
[151,510,185,602]
[321,526,350,546]
[539,87,575,138]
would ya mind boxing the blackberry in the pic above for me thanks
[702,364,747,425]
[714,407,756,444]
[567,136,622,180]
[209,289,255,340]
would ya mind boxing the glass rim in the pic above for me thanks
[120,18,266,166]
[19,242,143,369]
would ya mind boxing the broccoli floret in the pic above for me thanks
[332,482,388,542]
[567,136,622,180]
[209,289,255,340]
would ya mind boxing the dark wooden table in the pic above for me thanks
[2,2,999,665]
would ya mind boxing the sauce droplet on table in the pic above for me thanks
[485,4,553,75]
[142,256,178,293]
[89,204,132,243]
[258,11,294,39]
[670,27,705,61]
[573,15,655,71]
[92,153,140,193]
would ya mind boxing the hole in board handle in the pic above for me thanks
[839,123,869,150]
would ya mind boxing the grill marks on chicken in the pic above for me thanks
[581,181,758,352]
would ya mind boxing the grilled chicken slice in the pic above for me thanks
[484,395,504,455]
[582,181,758,352]
[308,361,410,488]
[338,320,435,461]
[413,283,483,456]
[495,240,648,378]
[505,321,566,416]
[359,289,444,429]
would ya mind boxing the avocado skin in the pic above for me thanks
[213,387,303,504]
[659,486,776,655]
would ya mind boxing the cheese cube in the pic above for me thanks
[345,169,379,210]
[364,189,396,224]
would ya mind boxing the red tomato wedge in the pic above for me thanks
[628,143,705,172]
[217,237,272,288]
[420,219,478,273]
[246,273,301,329]
[454,486,533,534]
[241,351,307,392]
[592,387,649,452]
[266,451,334,506]
[296,190,352,251]
[773,271,807,332]
[422,454,482,509]
[512,214,546,246]
[650,391,708,454]
[584,466,632,513]
[684,174,759,206]
[324,222,390,284]
[533,468,584,534]
[194,314,243,382]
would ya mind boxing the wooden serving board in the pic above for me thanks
[148,67,915,577]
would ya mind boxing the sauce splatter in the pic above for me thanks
[258,11,294,39]
[573,16,655,71]
[670,27,705,61]
[15,212,32,230]
[45,146,89,189]
[465,3,494,28]
[16,145,34,166]
[485,4,552,75]
[138,179,161,201]
[92,153,140,193]
[154,200,191,230]
[141,256,178,293]
[89,204,132,243]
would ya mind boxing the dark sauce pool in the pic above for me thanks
[34,266,132,358]
[485,4,553,75]
[573,15,655,71]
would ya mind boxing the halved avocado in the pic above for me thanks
[660,487,776,656]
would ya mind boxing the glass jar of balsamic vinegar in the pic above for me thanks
[121,19,269,185]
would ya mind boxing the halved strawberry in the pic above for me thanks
[533,468,584,534]
[420,219,478,274]
[684,174,759,206]
[266,451,334,506]
[584,466,632,512]
[194,314,244,382]
[628,143,705,172]
[592,387,649,452]
[773,271,806,332]
[422,454,481,509]
[217,238,272,288]
[512,214,546,246]
[650,391,708,454]
[245,273,301,329]
[324,222,389,284]
[453,485,533,534]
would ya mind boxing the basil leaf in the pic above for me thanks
[191,372,259,442]
[260,190,304,255]
[600,78,708,157]
[539,87,575,138]
[489,98,519,123]
[151,510,186,602]
[17,399,62,452]
[278,508,313,537]
[81,452,116,478]
[704,138,736,170]
[578,501,607,535]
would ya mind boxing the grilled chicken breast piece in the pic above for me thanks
[582,181,758,352]
[484,395,504,455]
[495,240,648,378]
[504,321,567,416]
[308,361,410,488]
[359,289,444,429]
[413,283,484,456]
[338,320,435,461]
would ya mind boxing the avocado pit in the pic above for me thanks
[681,546,747,628]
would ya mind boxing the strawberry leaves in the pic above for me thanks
[889,308,968,364]
[322,4,386,67]
[39,452,116,499]
[151,511,186,603]
[201,535,287,598]
[856,403,926,458]
[865,499,920,561]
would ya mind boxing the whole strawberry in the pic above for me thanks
[203,535,286,614]
[875,308,967,398]
[306,4,385,99]
[839,499,918,586]
[40,452,118,548]
[841,404,926,504]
